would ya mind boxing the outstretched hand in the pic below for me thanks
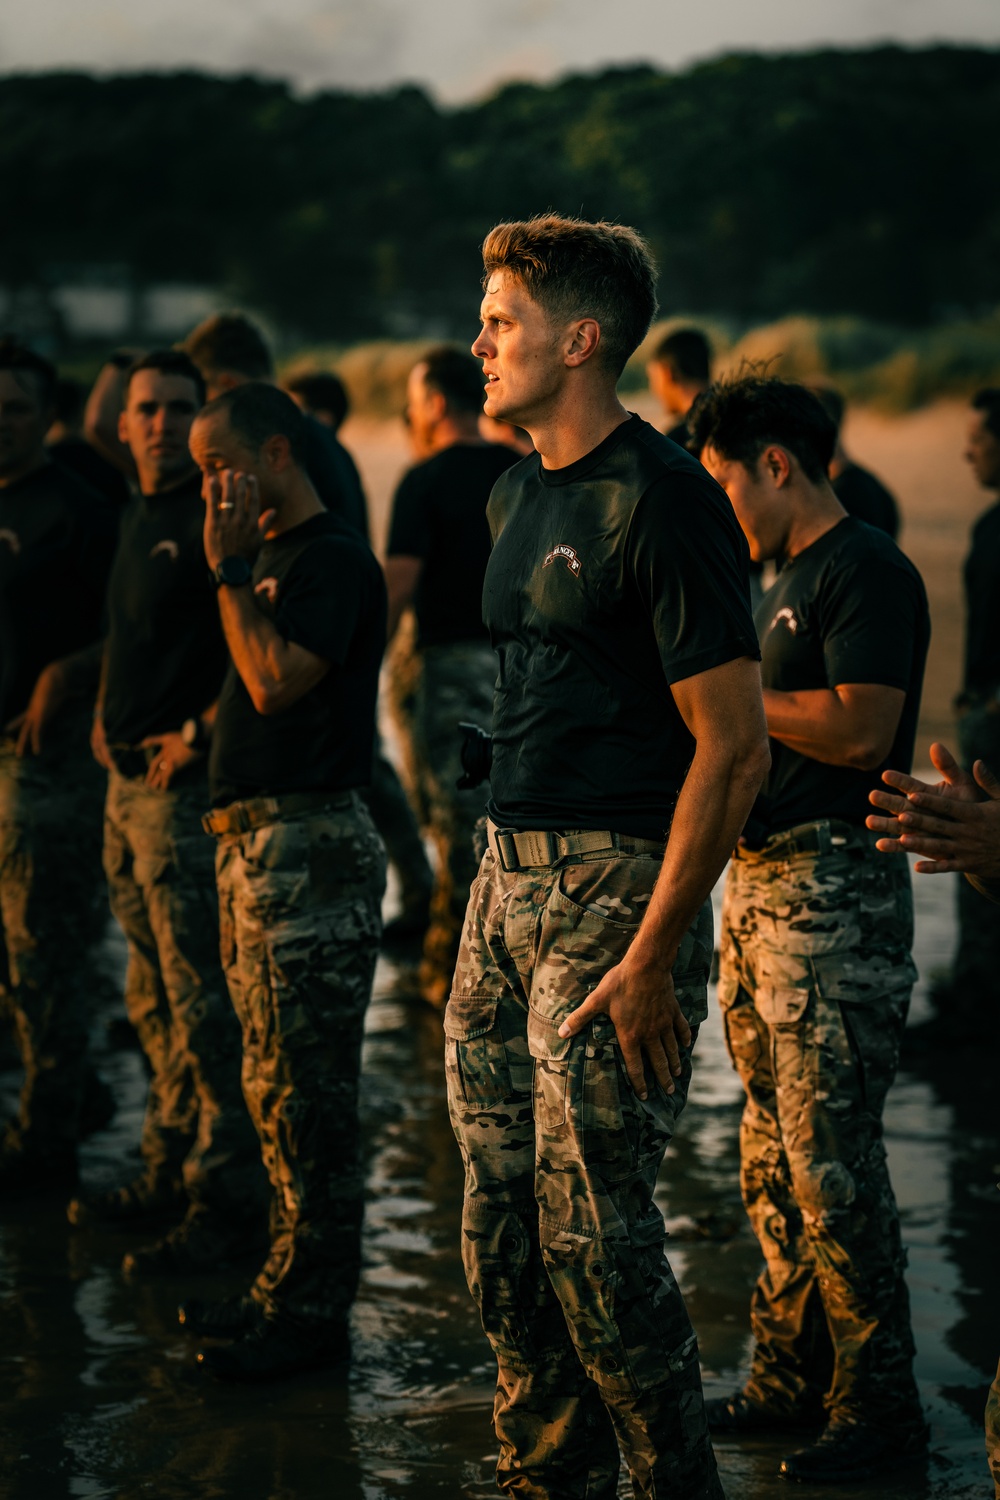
[866,740,1000,876]
[557,956,691,1098]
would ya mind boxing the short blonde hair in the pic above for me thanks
[482,214,658,376]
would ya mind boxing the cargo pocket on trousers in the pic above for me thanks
[717,972,762,1074]
[444,993,512,1110]
[581,1015,673,1182]
[527,1006,572,1131]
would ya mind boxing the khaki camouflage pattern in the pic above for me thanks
[446,847,725,1500]
[214,793,386,1326]
[412,640,497,1003]
[0,735,107,1153]
[986,1358,1000,1497]
[104,769,264,1216]
[718,822,922,1430]
[947,703,1000,1014]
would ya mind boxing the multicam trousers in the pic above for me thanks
[718,821,922,1431]
[0,741,106,1153]
[104,769,263,1216]
[446,845,725,1500]
[214,793,386,1327]
[413,640,497,1002]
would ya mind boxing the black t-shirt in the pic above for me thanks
[0,462,116,724]
[665,418,691,450]
[963,498,1000,697]
[209,511,386,806]
[387,443,517,648]
[49,436,131,511]
[751,516,929,835]
[483,414,760,841]
[833,462,900,540]
[103,473,228,745]
[302,417,369,541]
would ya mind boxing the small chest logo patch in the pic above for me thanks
[543,543,582,577]
[0,529,21,555]
[255,576,279,605]
[771,605,799,635]
[150,539,179,561]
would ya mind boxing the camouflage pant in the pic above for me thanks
[104,770,263,1216]
[413,641,496,1000]
[987,1357,1000,1497]
[949,704,1000,1010]
[446,847,724,1500]
[0,741,106,1151]
[214,793,386,1326]
[718,823,921,1430]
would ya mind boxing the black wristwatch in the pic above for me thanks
[213,556,253,589]
[181,717,211,753]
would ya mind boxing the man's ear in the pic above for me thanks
[762,444,793,487]
[117,409,129,445]
[263,433,293,472]
[564,318,602,368]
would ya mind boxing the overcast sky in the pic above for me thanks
[3,0,998,100]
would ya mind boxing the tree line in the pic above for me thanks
[3,45,999,344]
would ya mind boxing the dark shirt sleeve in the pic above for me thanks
[626,473,761,684]
[386,467,430,559]
[819,552,922,690]
[273,540,377,668]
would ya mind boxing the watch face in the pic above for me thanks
[217,555,252,586]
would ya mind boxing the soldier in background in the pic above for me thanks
[384,347,515,1003]
[0,340,117,1189]
[811,384,901,538]
[647,325,712,448]
[70,351,266,1275]
[691,375,929,1483]
[283,369,350,432]
[181,383,386,1381]
[46,374,130,510]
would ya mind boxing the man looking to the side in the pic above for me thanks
[70,351,265,1275]
[384,346,516,1002]
[0,340,116,1189]
[647,325,712,448]
[449,215,768,1499]
[181,383,386,1382]
[689,375,930,1483]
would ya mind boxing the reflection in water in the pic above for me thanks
[0,865,995,1498]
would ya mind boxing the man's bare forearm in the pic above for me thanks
[627,738,769,972]
[217,586,290,700]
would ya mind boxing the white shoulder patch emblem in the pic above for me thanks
[255,577,279,605]
[0,529,21,554]
[543,543,582,577]
[149,539,179,561]
[771,605,799,634]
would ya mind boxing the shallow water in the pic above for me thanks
[2,858,997,1500]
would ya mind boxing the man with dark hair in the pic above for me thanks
[689,374,929,1482]
[180,383,387,1381]
[70,351,265,1272]
[383,346,515,1002]
[283,369,350,432]
[811,384,900,538]
[647,326,712,447]
[0,338,117,1188]
[47,375,130,509]
[451,216,769,1498]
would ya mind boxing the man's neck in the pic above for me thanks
[530,384,630,471]
[670,381,707,421]
[426,416,483,456]
[264,476,325,539]
[140,463,199,498]
[783,481,848,560]
[0,450,50,489]
[828,438,850,480]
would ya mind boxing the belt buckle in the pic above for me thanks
[514,829,555,866]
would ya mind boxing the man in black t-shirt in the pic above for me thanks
[183,383,387,1382]
[646,325,711,449]
[71,351,265,1273]
[385,346,515,1003]
[446,217,769,1500]
[47,375,131,510]
[690,376,929,1483]
[812,385,901,538]
[0,341,117,1189]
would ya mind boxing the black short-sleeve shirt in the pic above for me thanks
[751,516,930,835]
[962,498,1000,698]
[832,462,900,540]
[302,417,370,541]
[209,511,386,806]
[483,414,760,841]
[0,461,116,724]
[103,473,228,745]
[387,442,517,647]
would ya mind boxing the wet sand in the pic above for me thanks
[3,404,997,1497]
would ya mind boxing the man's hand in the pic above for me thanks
[91,712,113,771]
[866,740,1000,876]
[139,731,202,791]
[202,470,275,572]
[5,664,69,757]
[558,954,692,1098]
